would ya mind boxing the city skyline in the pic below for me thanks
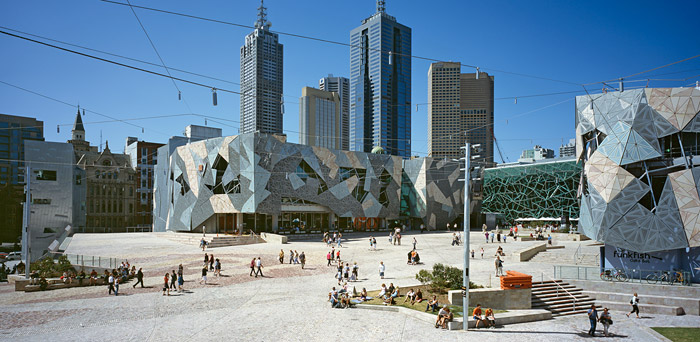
[1,0,699,161]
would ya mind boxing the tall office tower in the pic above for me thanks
[240,0,284,134]
[299,87,341,150]
[319,75,350,150]
[559,138,576,157]
[349,0,411,157]
[428,62,494,163]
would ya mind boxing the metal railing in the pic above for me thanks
[50,252,122,270]
[554,265,692,286]
[541,271,578,311]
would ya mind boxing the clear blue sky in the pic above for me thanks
[1,0,699,161]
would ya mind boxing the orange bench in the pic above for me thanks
[500,270,532,290]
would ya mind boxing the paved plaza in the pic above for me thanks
[1,231,698,341]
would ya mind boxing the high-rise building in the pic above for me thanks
[125,138,164,228]
[299,87,341,150]
[428,62,494,162]
[518,145,555,163]
[240,0,283,135]
[319,75,350,150]
[349,0,411,157]
[0,114,44,185]
[559,138,576,157]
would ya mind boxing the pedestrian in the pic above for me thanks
[279,249,284,264]
[599,308,612,337]
[352,262,359,280]
[420,223,425,234]
[108,273,115,295]
[587,304,598,336]
[255,257,264,277]
[497,232,501,242]
[626,293,640,318]
[547,234,552,245]
[289,250,294,264]
[249,258,256,276]
[294,250,300,264]
[471,249,475,258]
[209,254,215,271]
[446,223,450,231]
[453,223,458,231]
[412,237,417,250]
[495,256,504,277]
[133,268,144,288]
[178,264,183,277]
[503,235,507,243]
[203,225,206,237]
[331,247,335,261]
[490,232,495,243]
[113,274,119,296]
[200,238,207,251]
[204,253,209,265]
[343,263,350,282]
[379,261,385,279]
[336,250,341,262]
[214,258,221,277]
[480,247,484,259]
[336,264,343,285]
[170,270,177,290]
[388,232,393,244]
[200,265,208,284]
[163,273,170,296]
[369,236,374,250]
[327,251,332,266]
[177,272,184,292]
[372,237,377,250]
[300,251,306,269]
[485,231,489,243]
[337,233,343,248]
[452,233,458,246]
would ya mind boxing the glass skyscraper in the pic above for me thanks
[0,114,44,185]
[349,1,411,157]
[240,0,284,134]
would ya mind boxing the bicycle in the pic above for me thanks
[645,271,679,285]
[600,269,628,282]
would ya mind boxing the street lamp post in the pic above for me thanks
[22,165,31,279]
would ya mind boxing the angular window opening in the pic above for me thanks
[175,174,191,195]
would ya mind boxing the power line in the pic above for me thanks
[99,0,583,86]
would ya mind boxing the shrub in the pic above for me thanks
[415,263,482,293]
[30,255,75,278]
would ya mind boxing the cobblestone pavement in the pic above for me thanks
[1,232,697,341]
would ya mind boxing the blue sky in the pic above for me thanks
[1,0,699,161]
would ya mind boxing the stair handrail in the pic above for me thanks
[541,272,577,312]
[573,244,582,264]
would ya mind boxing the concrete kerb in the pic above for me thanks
[512,243,547,262]
[259,232,288,244]
[355,304,552,330]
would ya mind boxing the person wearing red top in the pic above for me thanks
[473,304,485,328]
[162,273,170,296]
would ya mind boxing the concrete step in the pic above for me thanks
[531,284,577,292]
[532,288,582,296]
[565,280,700,312]
[595,300,684,316]
[532,296,591,306]
[536,299,595,311]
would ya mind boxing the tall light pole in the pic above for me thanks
[461,143,480,331]
[22,165,31,279]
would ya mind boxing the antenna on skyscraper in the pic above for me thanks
[377,0,386,13]
[256,0,269,29]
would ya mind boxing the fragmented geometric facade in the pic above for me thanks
[154,133,463,232]
[482,158,581,222]
[577,87,700,252]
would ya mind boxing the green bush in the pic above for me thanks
[30,255,75,278]
[415,263,482,293]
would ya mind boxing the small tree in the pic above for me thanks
[415,263,482,293]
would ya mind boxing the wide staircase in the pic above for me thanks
[531,280,598,316]
[528,249,599,266]
[155,232,264,248]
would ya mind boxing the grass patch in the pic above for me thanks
[363,284,506,318]
[651,327,700,342]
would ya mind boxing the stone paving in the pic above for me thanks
[0,231,697,341]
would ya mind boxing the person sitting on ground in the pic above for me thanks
[485,308,496,328]
[383,286,399,305]
[340,292,352,308]
[425,295,439,312]
[130,266,136,277]
[497,246,504,256]
[378,283,387,298]
[62,271,72,285]
[407,250,413,264]
[410,250,418,265]
[77,269,86,285]
[329,287,341,308]
[403,288,416,303]
[387,283,395,294]
[473,304,485,328]
[413,289,424,304]
[360,288,368,301]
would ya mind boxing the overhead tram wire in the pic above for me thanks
[124,0,190,108]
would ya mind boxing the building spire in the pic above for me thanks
[377,0,386,13]
[255,0,270,29]
[73,107,85,132]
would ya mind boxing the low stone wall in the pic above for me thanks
[447,288,531,310]
[260,232,288,244]
[512,243,547,261]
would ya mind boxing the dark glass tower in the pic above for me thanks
[349,1,411,157]
[240,0,284,134]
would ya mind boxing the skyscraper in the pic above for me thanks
[349,0,411,157]
[319,75,350,150]
[240,0,284,134]
[428,62,494,163]
[299,87,341,150]
[0,114,44,185]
